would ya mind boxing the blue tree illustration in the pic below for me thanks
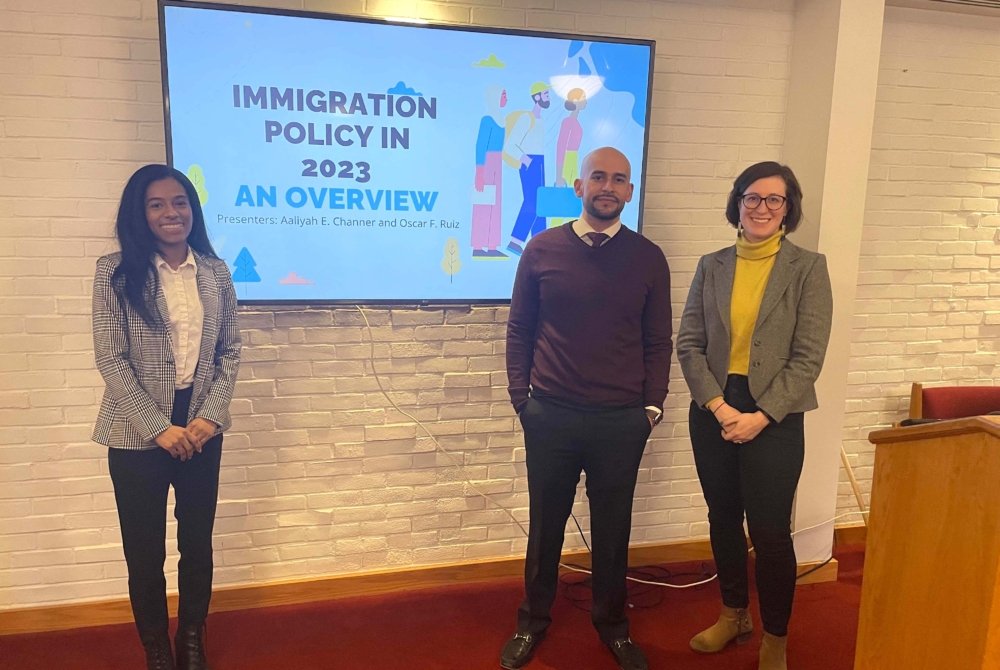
[232,247,261,293]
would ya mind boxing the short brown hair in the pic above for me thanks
[725,162,803,233]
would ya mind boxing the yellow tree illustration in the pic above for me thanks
[187,164,209,206]
[441,237,461,283]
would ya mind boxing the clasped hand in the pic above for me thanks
[153,418,218,461]
[713,404,769,444]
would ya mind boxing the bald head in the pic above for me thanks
[575,147,634,225]
[580,147,631,181]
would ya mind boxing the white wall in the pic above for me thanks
[839,5,1000,514]
[0,0,797,608]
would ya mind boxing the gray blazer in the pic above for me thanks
[677,239,833,423]
[92,251,241,450]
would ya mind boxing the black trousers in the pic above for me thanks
[517,396,651,644]
[690,375,804,637]
[108,387,223,635]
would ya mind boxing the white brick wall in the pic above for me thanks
[839,6,1000,516]
[0,0,796,607]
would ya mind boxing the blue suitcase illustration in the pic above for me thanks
[536,186,582,218]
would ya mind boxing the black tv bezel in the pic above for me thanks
[157,0,656,306]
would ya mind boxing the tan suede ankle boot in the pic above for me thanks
[758,632,787,670]
[689,606,753,653]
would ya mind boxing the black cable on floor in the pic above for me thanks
[559,562,717,612]
[563,512,716,610]
[563,511,838,608]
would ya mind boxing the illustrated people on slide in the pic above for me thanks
[503,82,550,257]
[471,84,508,259]
[550,88,587,229]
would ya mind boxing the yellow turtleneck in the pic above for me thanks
[728,230,782,376]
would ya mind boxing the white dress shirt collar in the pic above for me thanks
[155,248,197,273]
[573,218,622,244]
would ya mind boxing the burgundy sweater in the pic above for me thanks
[506,223,673,412]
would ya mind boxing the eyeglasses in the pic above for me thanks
[740,194,786,211]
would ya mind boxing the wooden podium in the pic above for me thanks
[855,417,1000,669]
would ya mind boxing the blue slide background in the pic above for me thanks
[162,5,653,301]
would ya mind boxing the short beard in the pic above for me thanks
[583,197,624,222]
[537,99,550,109]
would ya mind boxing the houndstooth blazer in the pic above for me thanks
[92,250,241,450]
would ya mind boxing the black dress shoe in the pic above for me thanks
[606,637,648,670]
[175,624,211,670]
[139,630,176,670]
[500,631,545,669]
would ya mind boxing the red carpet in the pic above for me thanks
[1,545,863,670]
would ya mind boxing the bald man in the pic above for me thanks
[502,148,673,670]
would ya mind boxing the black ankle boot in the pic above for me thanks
[175,624,211,670]
[139,630,175,670]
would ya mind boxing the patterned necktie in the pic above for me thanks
[585,232,609,248]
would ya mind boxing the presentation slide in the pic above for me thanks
[160,2,654,302]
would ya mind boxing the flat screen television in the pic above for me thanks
[159,0,655,303]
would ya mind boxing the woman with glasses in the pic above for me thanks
[676,162,832,670]
[92,165,240,670]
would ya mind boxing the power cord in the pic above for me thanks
[560,563,718,612]
[355,306,867,591]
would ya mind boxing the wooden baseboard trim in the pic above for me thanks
[835,522,867,546]
[0,524,865,636]
[796,558,839,585]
